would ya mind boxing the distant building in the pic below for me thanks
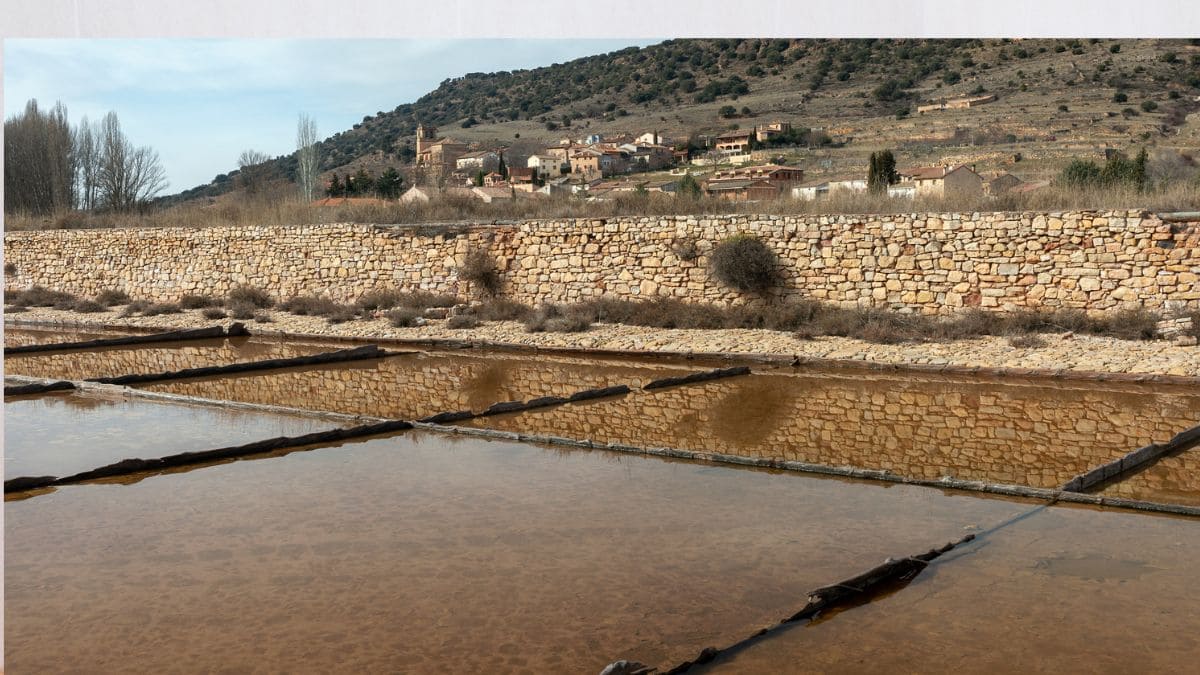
[527,154,568,179]
[902,165,984,198]
[985,172,1023,196]
[714,130,753,154]
[414,124,469,177]
[704,178,780,201]
[916,94,997,114]
[754,121,792,143]
[887,181,916,199]
[709,164,805,189]
[456,150,500,173]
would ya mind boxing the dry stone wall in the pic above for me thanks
[5,211,1198,314]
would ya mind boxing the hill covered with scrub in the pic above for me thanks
[166,37,1200,204]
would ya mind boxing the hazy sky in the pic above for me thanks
[3,39,656,192]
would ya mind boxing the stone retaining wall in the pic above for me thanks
[5,210,1198,314]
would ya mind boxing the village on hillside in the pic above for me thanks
[325,99,1050,208]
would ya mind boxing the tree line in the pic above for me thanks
[4,99,167,215]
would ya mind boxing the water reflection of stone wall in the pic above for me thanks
[465,372,1200,489]
[3,329,128,349]
[146,354,679,420]
[4,339,327,380]
[1101,450,1200,506]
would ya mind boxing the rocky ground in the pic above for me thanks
[6,305,1200,378]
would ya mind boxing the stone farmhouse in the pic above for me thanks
[916,94,997,114]
[902,165,984,199]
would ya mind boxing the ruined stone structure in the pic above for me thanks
[5,210,1198,314]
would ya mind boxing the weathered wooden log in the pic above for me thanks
[1062,421,1200,493]
[568,384,632,401]
[87,344,403,386]
[643,366,751,390]
[4,418,414,493]
[655,534,975,674]
[4,324,243,355]
[4,380,76,397]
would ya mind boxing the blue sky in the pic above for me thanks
[3,39,655,192]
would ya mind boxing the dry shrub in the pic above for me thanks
[227,285,274,309]
[397,291,459,309]
[1008,334,1048,348]
[355,289,406,312]
[325,306,359,324]
[180,294,221,309]
[1100,308,1160,340]
[201,307,228,320]
[460,249,502,297]
[9,286,77,307]
[227,302,256,320]
[65,299,107,313]
[119,300,151,317]
[4,262,16,276]
[709,234,781,294]
[253,312,273,323]
[386,307,420,327]
[94,289,131,306]
[1186,310,1200,340]
[473,299,533,322]
[281,295,343,316]
[140,303,182,316]
[446,314,480,329]
[524,304,592,333]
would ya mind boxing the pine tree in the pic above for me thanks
[375,167,403,199]
[354,168,372,196]
[1133,148,1148,191]
[327,173,343,197]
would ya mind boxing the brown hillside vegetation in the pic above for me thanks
[157,38,1200,205]
[7,182,1199,231]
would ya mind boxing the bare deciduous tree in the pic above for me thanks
[97,111,168,210]
[75,116,101,210]
[3,99,77,214]
[296,114,319,202]
[237,149,273,196]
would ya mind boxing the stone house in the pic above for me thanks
[414,124,469,176]
[754,121,792,143]
[527,154,568,179]
[456,150,500,173]
[714,130,753,154]
[985,172,1023,196]
[904,165,984,199]
[710,164,805,191]
[703,178,780,201]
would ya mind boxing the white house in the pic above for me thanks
[635,131,665,145]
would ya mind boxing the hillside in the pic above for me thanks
[164,38,1200,203]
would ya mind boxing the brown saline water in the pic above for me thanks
[5,430,1037,673]
[3,392,344,477]
[697,503,1200,674]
